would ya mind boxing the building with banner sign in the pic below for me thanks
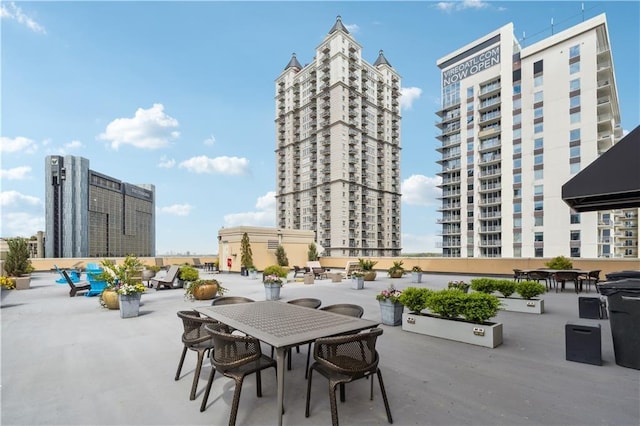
[436,13,636,259]
[275,16,402,257]
[45,155,155,258]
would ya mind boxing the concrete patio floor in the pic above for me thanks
[1,270,638,426]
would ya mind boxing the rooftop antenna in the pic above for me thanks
[522,31,526,46]
[582,2,585,21]
[551,17,554,35]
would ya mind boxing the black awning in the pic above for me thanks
[562,125,640,212]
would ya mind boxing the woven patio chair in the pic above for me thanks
[211,296,255,306]
[285,298,322,376]
[554,271,582,293]
[513,269,527,282]
[305,327,392,426]
[176,310,228,400]
[527,270,553,291]
[199,325,277,426]
[579,270,601,293]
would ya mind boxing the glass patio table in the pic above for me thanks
[196,300,378,426]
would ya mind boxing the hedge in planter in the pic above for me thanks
[470,278,546,314]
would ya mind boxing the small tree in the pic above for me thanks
[275,245,289,267]
[240,232,254,269]
[307,243,319,261]
[4,237,33,277]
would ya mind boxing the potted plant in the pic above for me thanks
[248,266,259,280]
[387,260,405,278]
[178,264,199,288]
[447,280,470,293]
[400,287,503,348]
[358,258,378,281]
[184,279,228,301]
[98,256,145,318]
[351,270,365,289]
[4,237,34,290]
[376,284,404,326]
[262,265,287,300]
[411,266,423,283]
[240,232,254,276]
[471,278,546,314]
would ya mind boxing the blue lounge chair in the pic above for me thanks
[55,265,81,284]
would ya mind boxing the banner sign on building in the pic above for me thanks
[442,46,500,87]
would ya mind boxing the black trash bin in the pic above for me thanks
[605,270,640,281]
[240,266,248,276]
[597,278,640,370]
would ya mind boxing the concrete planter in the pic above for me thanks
[402,312,503,348]
[14,276,31,290]
[411,272,423,283]
[363,271,377,281]
[351,277,365,290]
[499,297,544,314]
[264,283,282,300]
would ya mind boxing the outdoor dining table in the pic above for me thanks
[196,300,379,426]
[520,269,592,292]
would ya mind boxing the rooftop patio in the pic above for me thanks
[2,271,638,425]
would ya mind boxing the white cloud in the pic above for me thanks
[64,140,83,150]
[345,23,360,34]
[0,166,32,180]
[400,87,422,110]
[401,233,442,254]
[203,135,216,146]
[0,212,45,238]
[0,190,40,207]
[157,156,176,168]
[0,136,37,153]
[223,191,276,227]
[436,0,491,12]
[159,204,193,216]
[179,155,249,175]
[0,2,46,34]
[98,103,180,150]
[401,175,442,206]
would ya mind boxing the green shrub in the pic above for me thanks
[263,264,288,278]
[545,255,573,270]
[516,280,547,299]
[460,292,501,323]
[178,265,199,282]
[4,237,34,276]
[494,279,517,298]
[470,278,495,294]
[275,245,289,267]
[424,289,465,319]
[398,287,431,313]
[447,281,470,293]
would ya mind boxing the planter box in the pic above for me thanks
[351,277,365,290]
[402,312,503,348]
[411,272,423,283]
[499,297,544,314]
[14,276,31,290]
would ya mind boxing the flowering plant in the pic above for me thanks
[263,274,284,286]
[376,284,403,303]
[351,270,365,278]
[0,276,16,290]
[98,255,145,295]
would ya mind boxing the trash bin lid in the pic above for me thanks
[598,278,640,296]
[605,270,640,280]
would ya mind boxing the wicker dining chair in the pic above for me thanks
[527,270,553,291]
[176,310,228,400]
[579,270,601,293]
[211,296,255,306]
[305,327,392,426]
[285,298,322,376]
[199,325,277,426]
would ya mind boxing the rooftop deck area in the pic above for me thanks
[2,271,638,425]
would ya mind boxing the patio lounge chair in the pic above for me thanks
[150,265,180,290]
[61,270,91,298]
[54,265,81,284]
[192,258,205,269]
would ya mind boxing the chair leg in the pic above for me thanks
[200,368,216,412]
[305,367,314,417]
[228,377,245,426]
[175,346,188,380]
[329,382,341,426]
[305,343,312,379]
[339,383,346,402]
[256,371,262,397]
[287,348,292,371]
[376,369,393,424]
[190,350,205,400]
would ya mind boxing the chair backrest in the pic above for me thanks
[177,310,223,344]
[314,327,383,375]
[288,298,322,309]
[192,258,202,266]
[155,258,164,267]
[164,265,180,280]
[320,303,364,318]
[527,270,549,280]
[554,271,580,281]
[61,270,75,287]
[588,270,602,279]
[204,325,262,370]
[211,296,255,306]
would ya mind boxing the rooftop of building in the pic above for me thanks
[2,270,638,425]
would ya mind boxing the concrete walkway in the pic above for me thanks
[1,271,638,425]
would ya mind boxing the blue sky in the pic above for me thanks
[2,1,638,255]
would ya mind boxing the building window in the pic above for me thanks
[534,123,543,133]
[570,146,580,158]
[513,128,521,139]
[534,184,543,195]
[570,111,581,124]
[534,200,543,211]
[534,216,544,226]
[570,162,581,174]
[570,62,580,74]
[467,102,474,111]
[571,247,581,257]
[514,188,522,198]
[514,202,521,213]
[514,173,521,184]
[570,230,581,241]
[570,128,581,142]
[534,137,544,149]
[569,44,580,58]
[534,107,543,119]
[534,75,543,87]
[513,113,521,124]
[535,248,544,257]
[513,142,521,154]
[570,78,580,91]
[534,169,544,180]
[533,60,544,74]
[570,95,580,108]
[513,84,521,95]
[513,158,521,168]
[534,154,543,165]
[514,247,522,257]
[513,98,521,109]
[467,86,474,98]
[534,232,543,242]
[534,91,543,103]
[570,213,581,224]
[514,217,522,228]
